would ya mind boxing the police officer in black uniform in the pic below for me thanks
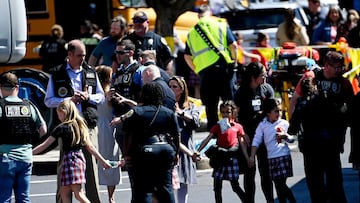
[39,24,67,73]
[121,83,180,203]
[111,39,141,116]
[44,39,105,203]
[110,38,142,154]
[123,11,173,74]
[0,72,47,202]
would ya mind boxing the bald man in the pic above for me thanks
[142,65,175,111]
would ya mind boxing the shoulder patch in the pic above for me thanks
[161,37,168,45]
[58,87,68,97]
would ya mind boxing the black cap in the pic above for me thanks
[132,11,148,21]
[0,72,18,88]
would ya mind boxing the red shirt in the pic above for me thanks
[210,122,245,149]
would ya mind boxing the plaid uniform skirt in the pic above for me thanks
[61,150,86,186]
[268,155,293,180]
[212,158,239,181]
[188,70,200,87]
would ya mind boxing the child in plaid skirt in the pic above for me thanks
[194,100,249,203]
[33,100,112,202]
[249,98,296,203]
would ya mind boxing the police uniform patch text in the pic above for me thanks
[5,105,31,117]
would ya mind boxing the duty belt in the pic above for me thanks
[143,135,168,145]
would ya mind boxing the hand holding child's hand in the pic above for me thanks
[102,160,112,169]
[117,159,126,168]
[248,156,255,168]
[192,151,201,162]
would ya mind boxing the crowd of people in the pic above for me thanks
[1,1,360,203]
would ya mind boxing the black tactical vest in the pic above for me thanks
[113,62,141,101]
[0,99,35,145]
[51,62,98,128]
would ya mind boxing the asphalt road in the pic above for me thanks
[27,129,360,202]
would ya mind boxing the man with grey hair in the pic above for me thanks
[142,64,175,111]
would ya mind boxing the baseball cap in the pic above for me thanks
[132,11,148,21]
[0,72,18,88]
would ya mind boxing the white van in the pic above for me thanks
[0,0,27,63]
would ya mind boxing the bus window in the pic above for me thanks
[25,0,47,15]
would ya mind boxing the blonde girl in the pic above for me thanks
[33,100,110,203]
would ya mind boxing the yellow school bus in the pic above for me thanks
[0,0,202,74]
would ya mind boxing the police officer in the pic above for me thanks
[123,11,173,74]
[44,39,105,203]
[184,4,238,130]
[111,38,142,117]
[39,24,67,73]
[110,38,142,154]
[121,83,180,203]
[0,72,47,202]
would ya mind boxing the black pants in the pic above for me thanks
[214,179,247,203]
[132,143,176,203]
[273,178,296,203]
[199,62,234,130]
[303,144,347,203]
[243,143,273,203]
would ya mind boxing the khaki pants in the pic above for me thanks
[56,127,101,203]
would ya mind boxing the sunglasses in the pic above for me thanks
[115,50,130,55]
[133,18,146,24]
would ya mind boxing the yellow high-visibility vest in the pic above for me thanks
[187,17,233,74]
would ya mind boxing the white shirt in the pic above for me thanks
[252,117,291,159]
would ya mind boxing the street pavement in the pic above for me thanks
[32,129,360,202]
